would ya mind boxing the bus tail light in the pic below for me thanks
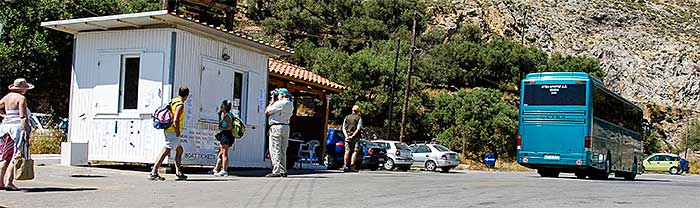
[517,134,522,150]
[584,136,591,150]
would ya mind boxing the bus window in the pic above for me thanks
[523,84,586,106]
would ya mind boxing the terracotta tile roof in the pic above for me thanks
[269,59,346,92]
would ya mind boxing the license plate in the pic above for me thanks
[543,155,560,160]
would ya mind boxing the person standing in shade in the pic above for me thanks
[265,88,293,178]
[149,86,189,181]
[342,105,363,172]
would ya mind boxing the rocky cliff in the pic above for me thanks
[428,0,700,149]
[430,0,699,107]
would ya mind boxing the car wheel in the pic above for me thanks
[575,172,587,179]
[324,154,336,169]
[425,161,437,172]
[440,167,451,173]
[385,158,395,171]
[669,167,680,175]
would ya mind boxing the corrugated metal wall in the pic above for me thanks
[70,29,172,163]
[69,28,270,167]
[174,30,269,168]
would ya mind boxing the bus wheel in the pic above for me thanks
[575,172,587,179]
[537,169,559,178]
[591,159,611,180]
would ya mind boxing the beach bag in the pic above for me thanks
[152,102,174,129]
[232,116,245,139]
[14,142,34,180]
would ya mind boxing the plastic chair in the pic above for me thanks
[297,140,321,168]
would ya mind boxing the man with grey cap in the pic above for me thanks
[265,88,294,177]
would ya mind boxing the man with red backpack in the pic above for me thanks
[149,86,189,181]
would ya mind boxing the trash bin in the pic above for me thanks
[484,153,496,168]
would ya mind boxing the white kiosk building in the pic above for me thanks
[41,10,292,168]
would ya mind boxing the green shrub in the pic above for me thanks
[429,88,519,161]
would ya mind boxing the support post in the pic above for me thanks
[387,38,400,140]
[399,13,417,143]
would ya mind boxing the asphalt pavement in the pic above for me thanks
[0,156,698,208]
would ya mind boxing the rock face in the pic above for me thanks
[429,0,700,108]
[428,0,700,148]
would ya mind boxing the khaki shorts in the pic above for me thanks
[345,137,361,153]
[164,132,181,149]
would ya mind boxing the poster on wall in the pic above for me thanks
[176,127,220,166]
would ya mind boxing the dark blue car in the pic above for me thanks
[324,128,386,170]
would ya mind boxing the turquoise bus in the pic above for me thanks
[517,72,643,180]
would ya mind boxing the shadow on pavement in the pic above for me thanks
[184,178,239,182]
[21,187,97,193]
[87,164,344,178]
[227,169,341,178]
[70,175,107,178]
[530,175,672,183]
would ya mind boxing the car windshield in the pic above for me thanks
[433,145,450,152]
[395,143,410,150]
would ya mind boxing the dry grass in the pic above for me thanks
[689,160,700,175]
[455,155,534,172]
[29,129,66,154]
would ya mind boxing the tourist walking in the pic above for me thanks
[0,78,34,191]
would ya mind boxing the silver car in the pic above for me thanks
[373,140,414,171]
[410,144,459,173]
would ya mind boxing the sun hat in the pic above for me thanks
[8,78,35,90]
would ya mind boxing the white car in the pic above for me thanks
[373,140,414,171]
[409,144,460,173]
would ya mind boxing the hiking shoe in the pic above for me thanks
[265,173,282,178]
[175,173,188,181]
[214,170,228,177]
[342,167,351,172]
[148,173,165,181]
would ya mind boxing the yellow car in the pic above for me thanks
[642,153,681,174]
